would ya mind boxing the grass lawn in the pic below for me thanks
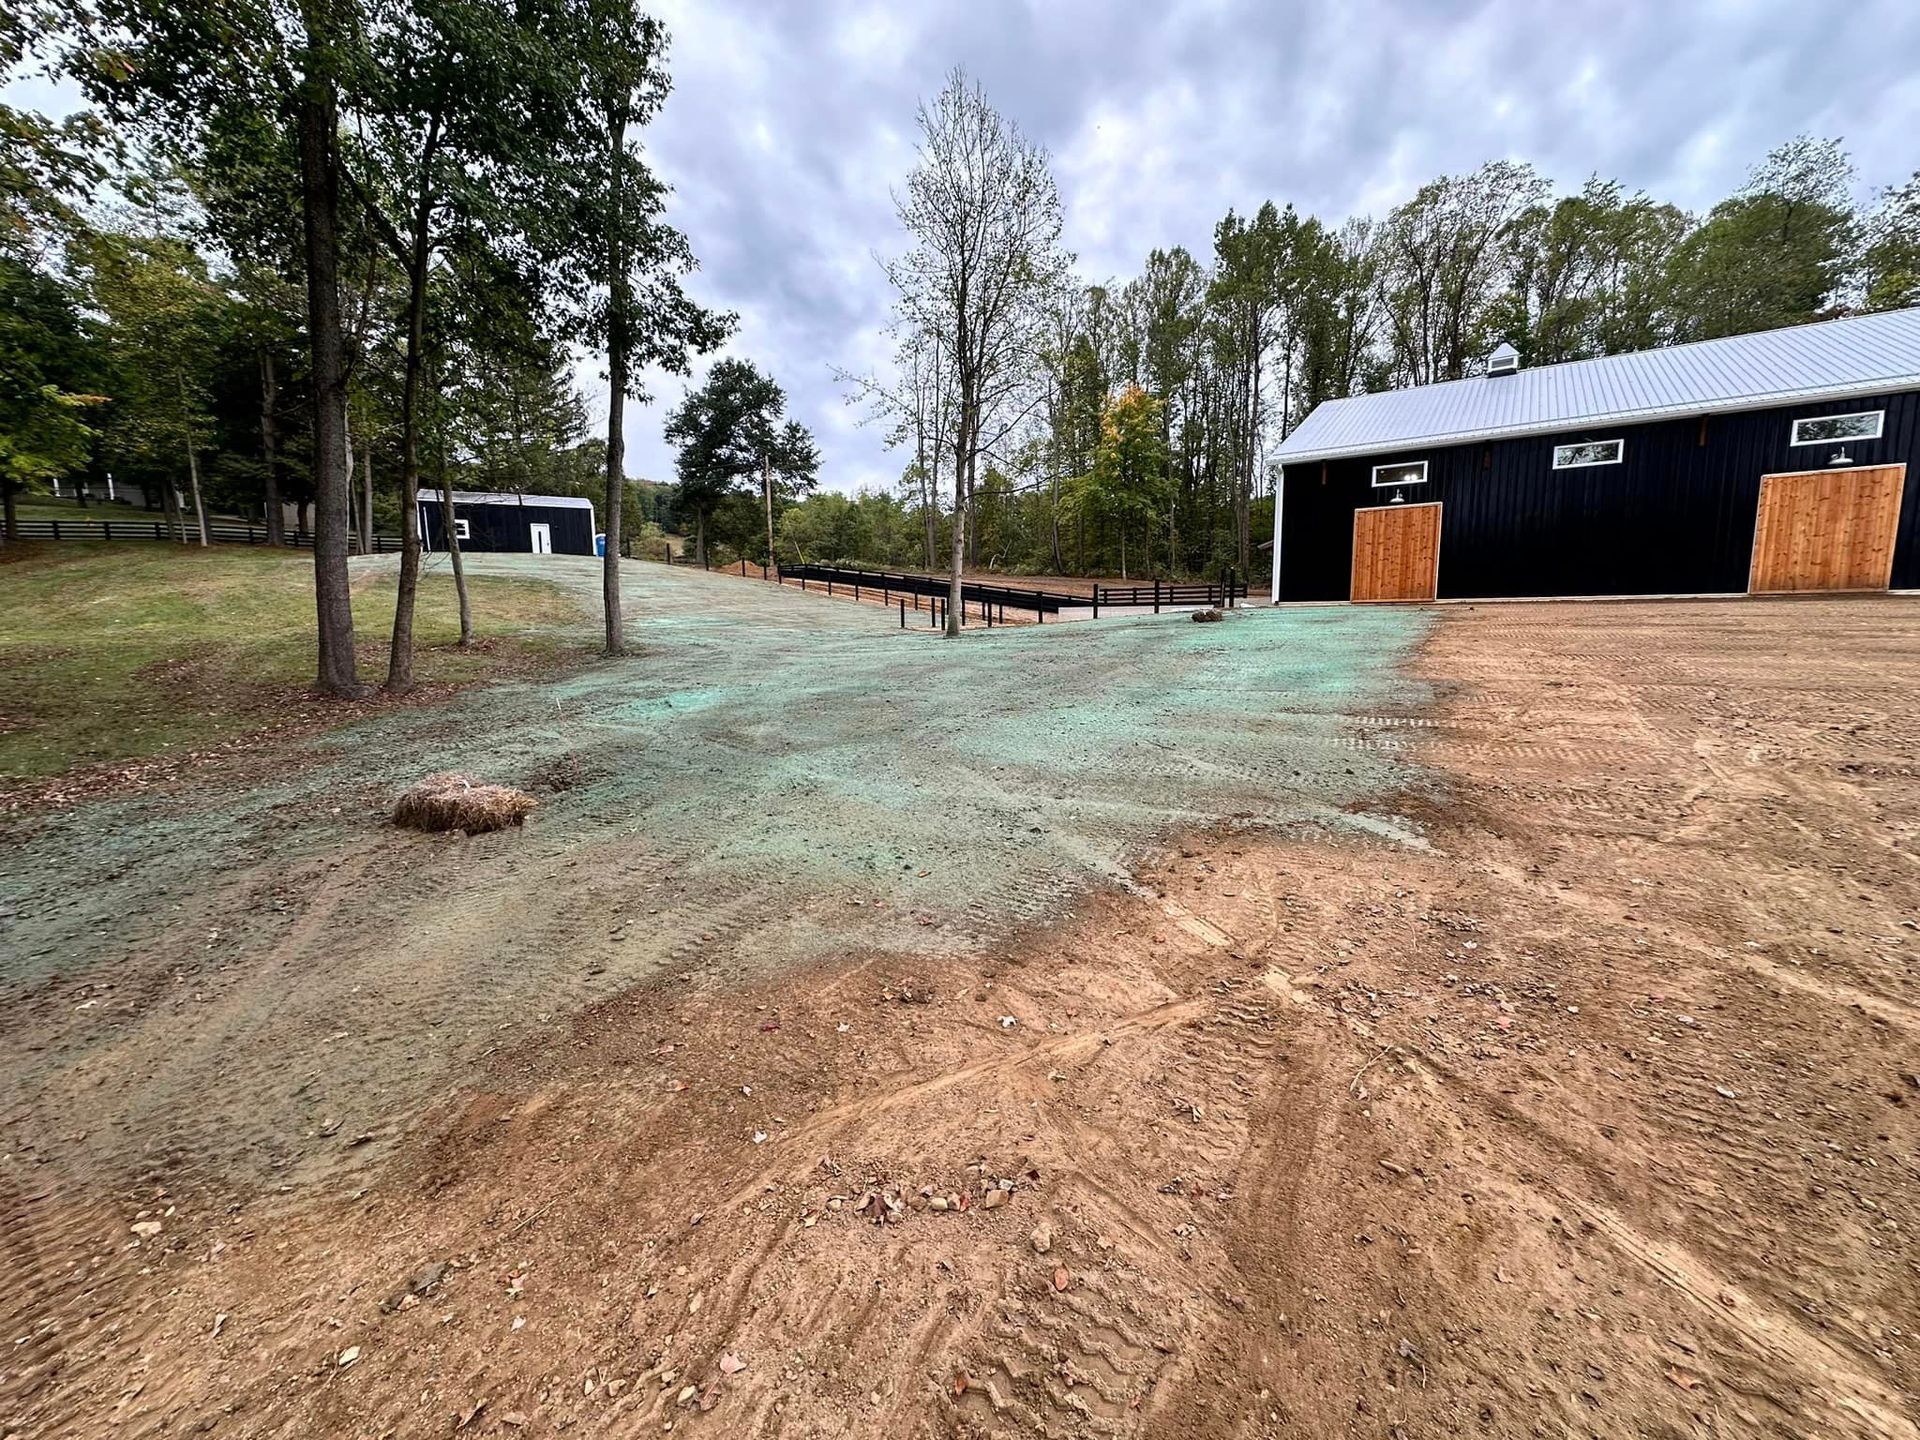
[0,542,590,781]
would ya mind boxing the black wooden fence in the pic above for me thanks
[11,518,405,552]
[773,562,1247,621]
[776,563,1087,621]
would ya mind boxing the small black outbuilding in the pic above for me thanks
[418,491,597,557]
[1271,308,1920,603]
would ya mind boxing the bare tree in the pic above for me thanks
[837,324,955,570]
[886,69,1069,635]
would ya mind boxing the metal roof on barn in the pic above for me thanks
[448,490,596,510]
[1275,307,1920,465]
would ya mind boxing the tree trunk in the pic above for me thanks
[922,461,937,568]
[385,118,439,693]
[298,26,363,696]
[602,105,629,655]
[761,457,775,567]
[694,509,707,567]
[178,371,209,546]
[924,359,942,568]
[1,481,16,543]
[361,442,374,553]
[260,348,283,544]
[434,372,470,646]
[159,457,185,541]
[1049,471,1062,572]
[964,461,978,568]
[184,443,209,547]
[342,413,355,551]
[946,415,967,638]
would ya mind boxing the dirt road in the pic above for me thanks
[4,588,1917,1438]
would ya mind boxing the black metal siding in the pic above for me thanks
[421,500,594,556]
[1278,389,1920,600]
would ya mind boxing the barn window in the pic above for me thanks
[1371,460,1427,488]
[1790,410,1883,446]
[1553,438,1624,469]
[454,518,471,540]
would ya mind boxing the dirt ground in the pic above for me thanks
[4,592,1918,1438]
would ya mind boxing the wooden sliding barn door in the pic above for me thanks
[1749,464,1905,594]
[1352,502,1442,603]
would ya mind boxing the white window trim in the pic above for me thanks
[453,517,471,540]
[1790,410,1884,446]
[1371,459,1428,488]
[1553,438,1625,469]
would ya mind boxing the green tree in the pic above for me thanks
[1668,136,1858,339]
[3,2,112,255]
[1862,172,1920,312]
[1374,160,1548,384]
[663,358,819,566]
[78,0,375,693]
[354,0,592,690]
[0,257,106,538]
[560,0,730,652]
[74,225,234,545]
[1491,178,1687,363]
[1066,384,1169,579]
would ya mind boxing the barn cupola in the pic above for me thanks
[1486,341,1521,377]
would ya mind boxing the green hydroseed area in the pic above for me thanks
[1,556,1431,1175]
[4,555,1432,978]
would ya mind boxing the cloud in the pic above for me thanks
[612,0,1920,494]
[20,0,1910,496]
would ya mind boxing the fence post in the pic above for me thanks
[899,599,905,628]
[51,521,60,540]
[103,522,112,541]
[854,581,860,601]
[1153,577,1160,614]
[1092,587,1099,620]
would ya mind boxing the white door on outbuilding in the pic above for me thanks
[529,522,552,555]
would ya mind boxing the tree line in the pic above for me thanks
[823,73,1920,621]
[3,0,730,691]
[7,36,1920,658]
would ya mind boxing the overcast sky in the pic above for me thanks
[624,0,1920,494]
[11,1,1920,494]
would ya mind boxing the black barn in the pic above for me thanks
[1271,308,1920,603]
[419,491,597,557]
